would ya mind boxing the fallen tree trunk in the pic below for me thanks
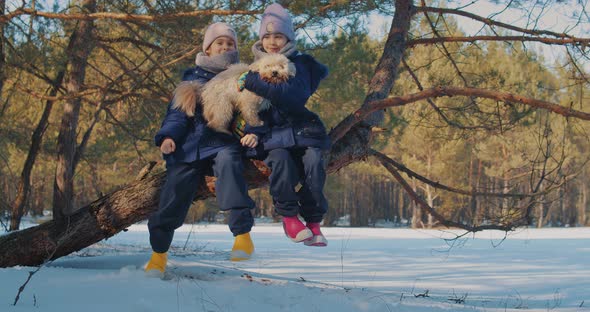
[0,160,273,268]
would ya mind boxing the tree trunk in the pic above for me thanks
[31,176,45,216]
[53,0,97,219]
[424,155,436,228]
[425,185,435,228]
[359,0,413,126]
[0,0,5,98]
[411,178,422,228]
[398,184,406,225]
[581,183,587,226]
[328,0,413,159]
[9,71,64,230]
[501,145,510,219]
[469,157,482,226]
[537,181,545,228]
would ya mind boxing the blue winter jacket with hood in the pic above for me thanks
[243,52,330,152]
[155,66,238,167]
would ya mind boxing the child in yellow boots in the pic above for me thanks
[146,22,257,276]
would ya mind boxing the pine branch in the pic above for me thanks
[330,86,590,144]
[407,35,590,47]
[1,8,258,24]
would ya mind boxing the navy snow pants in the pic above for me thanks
[148,145,254,253]
[263,147,328,223]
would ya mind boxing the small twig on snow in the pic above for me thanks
[415,290,430,298]
[13,266,43,305]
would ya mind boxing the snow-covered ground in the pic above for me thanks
[1,223,589,311]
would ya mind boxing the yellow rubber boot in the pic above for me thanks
[230,232,254,261]
[145,252,167,276]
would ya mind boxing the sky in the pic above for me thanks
[364,1,589,70]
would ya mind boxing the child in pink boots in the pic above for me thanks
[240,4,330,246]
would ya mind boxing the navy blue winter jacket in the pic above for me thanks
[155,66,239,167]
[243,52,330,151]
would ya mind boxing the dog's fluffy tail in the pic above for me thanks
[172,81,202,117]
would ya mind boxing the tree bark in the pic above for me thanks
[328,0,414,166]
[360,0,413,126]
[53,0,97,219]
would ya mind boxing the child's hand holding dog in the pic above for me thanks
[240,134,258,148]
[237,71,248,91]
[160,137,176,154]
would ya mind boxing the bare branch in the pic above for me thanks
[330,86,590,143]
[416,6,578,39]
[371,149,515,232]
[1,8,258,24]
[95,35,163,51]
[408,35,590,47]
[161,46,199,68]
[402,55,495,131]
[74,98,106,168]
[372,150,555,199]
[11,82,99,101]
[102,106,151,142]
[294,2,340,30]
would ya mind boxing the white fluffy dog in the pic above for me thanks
[201,54,296,134]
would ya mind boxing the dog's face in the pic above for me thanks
[249,54,296,84]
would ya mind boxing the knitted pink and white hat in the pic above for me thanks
[259,4,295,42]
[202,22,238,52]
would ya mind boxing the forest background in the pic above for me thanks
[1,0,589,233]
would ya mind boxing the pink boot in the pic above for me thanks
[282,216,313,243]
[304,222,328,247]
